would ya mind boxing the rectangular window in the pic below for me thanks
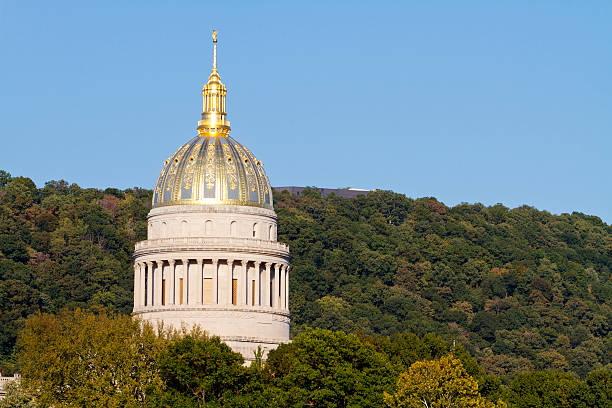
[252,279,256,306]
[179,278,184,305]
[232,279,238,306]
[161,280,166,306]
[203,278,213,305]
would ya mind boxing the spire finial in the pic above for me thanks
[198,29,230,134]
[212,29,217,71]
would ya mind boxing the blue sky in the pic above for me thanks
[1,1,610,223]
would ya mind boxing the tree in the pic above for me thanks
[503,371,581,408]
[570,369,612,408]
[266,328,396,407]
[17,309,162,408]
[384,355,504,408]
[155,328,245,406]
[0,381,38,408]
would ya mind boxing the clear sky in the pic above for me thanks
[1,1,610,224]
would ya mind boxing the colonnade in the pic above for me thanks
[133,258,289,311]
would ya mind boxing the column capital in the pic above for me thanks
[196,259,203,266]
[254,260,261,267]
[211,258,219,265]
[181,258,189,265]
[169,259,176,266]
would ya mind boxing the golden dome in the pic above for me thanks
[152,134,272,209]
[151,30,273,210]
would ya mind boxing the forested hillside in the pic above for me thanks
[0,170,610,380]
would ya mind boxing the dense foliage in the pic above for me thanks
[275,188,612,379]
[12,311,610,408]
[0,170,610,382]
[17,309,161,408]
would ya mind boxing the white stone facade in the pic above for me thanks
[133,204,290,362]
[0,373,20,399]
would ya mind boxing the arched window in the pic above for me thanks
[181,220,188,236]
[205,220,213,235]
[252,223,258,238]
[268,225,273,240]
[230,221,237,237]
[161,221,167,236]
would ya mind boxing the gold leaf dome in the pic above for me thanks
[152,134,272,209]
[152,30,273,210]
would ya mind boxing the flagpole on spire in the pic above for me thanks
[212,30,218,71]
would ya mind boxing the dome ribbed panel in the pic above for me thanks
[152,135,273,210]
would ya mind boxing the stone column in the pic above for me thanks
[146,261,153,307]
[182,259,189,305]
[227,259,234,306]
[195,259,203,305]
[285,266,290,311]
[154,260,163,306]
[271,264,278,308]
[139,263,146,307]
[254,261,261,306]
[239,260,247,306]
[168,260,175,305]
[211,258,218,305]
[279,265,285,310]
[133,264,139,307]
[262,262,271,307]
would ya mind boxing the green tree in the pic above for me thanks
[155,328,245,407]
[384,355,505,408]
[503,371,581,408]
[266,328,396,407]
[17,309,162,408]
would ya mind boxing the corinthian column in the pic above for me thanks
[182,259,189,305]
[279,264,286,310]
[211,258,218,305]
[153,260,163,306]
[254,261,261,306]
[194,259,203,305]
[239,260,247,306]
[133,264,139,308]
[263,262,271,307]
[146,261,153,307]
[227,259,235,306]
[168,260,175,305]
[285,266,290,311]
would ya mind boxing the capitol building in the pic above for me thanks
[132,31,290,362]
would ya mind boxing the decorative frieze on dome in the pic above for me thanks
[152,136,272,209]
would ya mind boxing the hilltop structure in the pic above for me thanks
[275,186,370,199]
[133,31,290,362]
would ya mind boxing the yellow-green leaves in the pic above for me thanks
[17,309,163,408]
[384,355,506,408]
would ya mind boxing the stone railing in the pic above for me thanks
[134,237,289,257]
[0,374,20,398]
